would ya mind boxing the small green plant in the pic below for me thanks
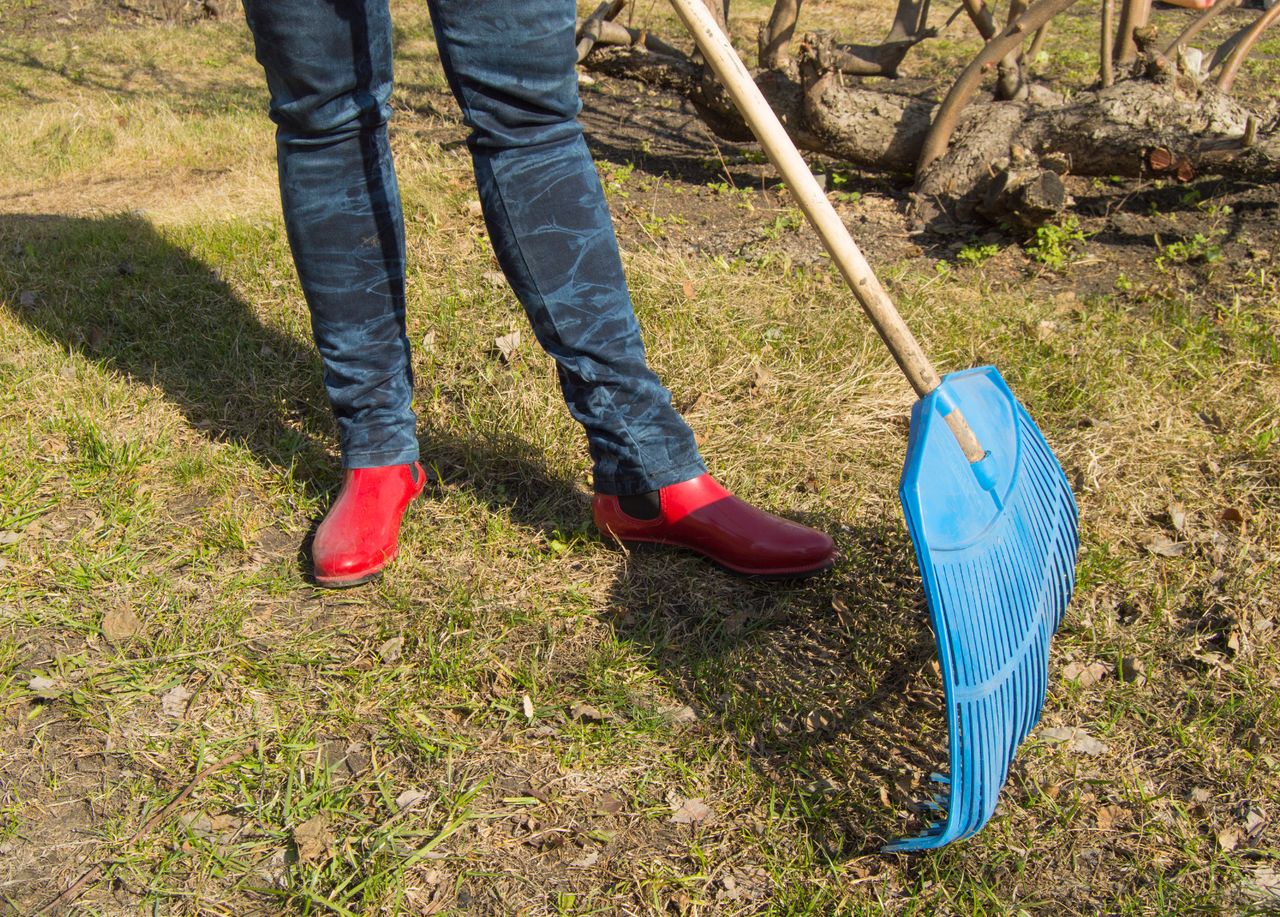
[827,171,861,203]
[761,209,803,240]
[1114,272,1133,292]
[1155,229,1225,268]
[957,242,1000,267]
[1025,216,1087,270]
[637,212,687,238]
[602,162,634,196]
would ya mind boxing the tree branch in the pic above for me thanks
[577,0,627,62]
[1101,0,1115,86]
[1162,0,1240,57]
[917,0,1082,176]
[1215,3,1280,92]
[1114,0,1152,65]
[962,0,999,40]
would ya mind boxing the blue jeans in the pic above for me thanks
[242,0,705,496]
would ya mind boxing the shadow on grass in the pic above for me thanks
[603,522,946,857]
[0,211,947,860]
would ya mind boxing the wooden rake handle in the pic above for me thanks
[667,0,987,464]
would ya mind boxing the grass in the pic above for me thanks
[1,1,1279,914]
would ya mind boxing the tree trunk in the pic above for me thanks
[886,0,931,42]
[1115,0,1152,64]
[759,0,803,69]
[996,0,1029,101]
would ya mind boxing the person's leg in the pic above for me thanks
[242,0,417,469]
[425,0,834,575]
[426,0,706,498]
[243,0,424,587]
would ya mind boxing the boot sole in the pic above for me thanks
[314,568,385,589]
[606,535,835,579]
[312,548,396,589]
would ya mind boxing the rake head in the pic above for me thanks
[887,365,1079,852]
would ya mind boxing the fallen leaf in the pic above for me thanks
[572,850,600,867]
[292,815,331,864]
[396,789,427,810]
[0,531,22,546]
[662,704,698,725]
[1168,501,1187,533]
[724,609,750,635]
[422,330,437,352]
[717,873,740,901]
[832,595,856,629]
[27,675,61,700]
[669,797,712,825]
[681,279,695,299]
[1220,507,1245,527]
[377,635,403,664]
[1040,725,1109,756]
[161,685,193,719]
[569,702,605,722]
[1242,866,1280,903]
[18,291,36,308]
[597,794,625,815]
[521,694,535,721]
[102,607,141,644]
[1096,804,1126,830]
[1035,319,1058,341]
[466,199,483,218]
[1143,533,1187,557]
[181,813,214,838]
[749,363,774,394]
[494,330,521,362]
[1062,660,1110,686]
[208,813,242,835]
[683,392,710,414]
[803,708,834,731]
[802,778,838,796]
[1119,656,1147,686]
[1218,825,1242,851]
[1239,802,1265,837]
[1070,733,1110,756]
[1189,787,1213,804]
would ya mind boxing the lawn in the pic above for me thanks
[0,1,1277,914]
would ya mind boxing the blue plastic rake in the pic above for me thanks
[670,0,1081,850]
[890,366,1079,850]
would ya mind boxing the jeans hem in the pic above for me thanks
[342,445,421,470]
[593,457,708,497]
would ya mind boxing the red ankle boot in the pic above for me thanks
[593,474,835,576]
[312,462,426,588]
